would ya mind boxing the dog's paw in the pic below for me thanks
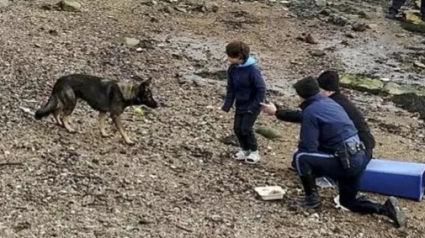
[125,140,135,145]
[66,128,77,134]
[101,132,109,137]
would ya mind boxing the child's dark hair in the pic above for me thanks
[317,70,340,92]
[226,41,250,60]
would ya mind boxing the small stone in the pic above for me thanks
[309,49,326,57]
[341,40,350,46]
[0,0,11,8]
[175,6,187,12]
[139,39,155,49]
[414,61,425,68]
[58,0,81,12]
[163,6,173,13]
[329,14,349,26]
[319,9,331,16]
[345,32,356,38]
[48,29,59,36]
[358,11,371,19]
[172,53,183,60]
[280,0,291,5]
[211,215,222,221]
[304,33,318,44]
[255,126,282,140]
[202,2,219,13]
[309,213,320,220]
[352,21,369,32]
[117,37,140,47]
[296,33,317,44]
[315,0,326,7]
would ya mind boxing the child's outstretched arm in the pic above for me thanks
[248,67,266,113]
[221,71,235,112]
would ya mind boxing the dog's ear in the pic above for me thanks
[143,77,152,86]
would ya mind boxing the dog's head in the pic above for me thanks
[135,78,158,109]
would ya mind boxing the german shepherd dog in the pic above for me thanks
[35,74,158,145]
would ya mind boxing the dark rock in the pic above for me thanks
[255,126,281,140]
[309,49,326,57]
[315,0,326,7]
[345,32,356,38]
[392,93,425,120]
[328,14,349,26]
[319,9,332,16]
[195,70,227,81]
[219,135,238,146]
[58,0,81,12]
[352,21,369,32]
[339,74,384,94]
[297,33,317,44]
[139,39,156,49]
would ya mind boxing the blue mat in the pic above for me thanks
[359,159,425,201]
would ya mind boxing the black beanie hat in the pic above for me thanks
[317,70,340,92]
[293,76,320,99]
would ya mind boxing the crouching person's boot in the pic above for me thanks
[289,174,321,211]
[380,197,406,228]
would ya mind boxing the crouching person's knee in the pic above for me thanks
[294,154,311,176]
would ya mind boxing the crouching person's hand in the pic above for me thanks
[260,102,277,116]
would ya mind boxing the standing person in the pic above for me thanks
[316,70,375,160]
[265,70,376,160]
[261,76,406,228]
[387,0,425,19]
[221,40,266,164]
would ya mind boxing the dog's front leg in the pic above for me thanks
[112,115,134,145]
[62,115,75,133]
[98,112,109,137]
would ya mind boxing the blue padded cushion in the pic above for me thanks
[359,158,425,201]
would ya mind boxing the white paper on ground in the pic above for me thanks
[254,186,286,200]
[316,177,336,188]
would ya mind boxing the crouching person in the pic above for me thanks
[263,76,406,228]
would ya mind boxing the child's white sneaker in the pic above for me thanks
[235,150,249,161]
[245,150,260,164]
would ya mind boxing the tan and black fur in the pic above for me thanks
[35,74,158,144]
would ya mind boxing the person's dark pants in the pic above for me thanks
[293,150,385,214]
[234,111,259,151]
[389,0,425,16]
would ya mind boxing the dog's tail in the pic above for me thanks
[35,95,58,120]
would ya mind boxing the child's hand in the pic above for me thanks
[207,105,226,112]
[260,102,277,116]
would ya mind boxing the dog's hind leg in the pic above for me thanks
[112,114,134,145]
[98,112,109,137]
[62,93,77,134]
[53,109,63,126]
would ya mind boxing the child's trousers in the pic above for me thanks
[233,111,260,151]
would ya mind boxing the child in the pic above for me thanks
[221,40,266,164]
